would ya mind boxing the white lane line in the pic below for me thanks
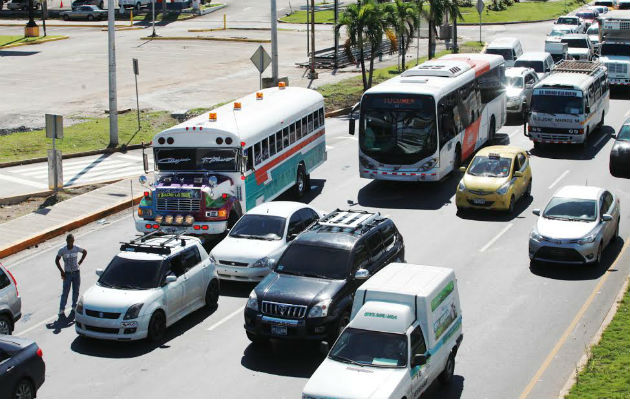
[548,170,570,190]
[19,161,133,178]
[0,173,47,188]
[14,307,72,337]
[479,223,514,253]
[340,136,358,141]
[509,126,523,139]
[115,153,144,162]
[206,306,245,331]
[593,133,609,149]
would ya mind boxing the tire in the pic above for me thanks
[63,14,69,20]
[147,310,166,343]
[438,351,456,385]
[135,1,141,11]
[533,141,541,150]
[329,311,350,344]
[204,279,219,309]
[87,14,94,20]
[14,379,35,399]
[488,116,496,143]
[294,166,307,198]
[227,212,239,230]
[0,314,12,335]
[453,145,462,172]
[507,195,515,214]
[613,218,620,242]
[246,331,268,345]
[524,179,532,199]
[594,243,603,266]
[598,112,605,131]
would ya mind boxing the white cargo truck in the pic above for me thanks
[545,40,569,64]
[302,263,463,399]
[598,10,630,87]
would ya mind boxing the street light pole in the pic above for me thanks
[270,0,279,84]
[107,0,119,146]
[308,0,317,79]
[150,0,157,37]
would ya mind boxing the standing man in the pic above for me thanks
[55,234,87,316]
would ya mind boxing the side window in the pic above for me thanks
[302,116,308,135]
[603,192,613,214]
[319,108,325,127]
[0,349,9,364]
[380,223,396,251]
[365,232,385,265]
[254,142,262,165]
[308,113,314,133]
[410,325,427,355]
[282,127,290,148]
[290,123,296,144]
[518,153,528,171]
[438,93,458,148]
[275,130,283,153]
[352,243,370,272]
[0,268,10,290]
[269,134,276,156]
[244,147,253,171]
[296,119,303,139]
[167,255,185,277]
[298,208,319,228]
[181,247,201,273]
[261,137,269,162]
[287,211,306,236]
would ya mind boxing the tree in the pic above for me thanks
[422,0,446,59]
[443,0,462,53]
[383,0,419,71]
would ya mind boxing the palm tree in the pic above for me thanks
[443,0,462,53]
[383,0,419,71]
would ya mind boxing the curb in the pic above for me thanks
[0,178,124,206]
[0,35,68,48]
[0,193,143,259]
[558,272,630,398]
[0,143,145,169]
[101,26,146,31]
[140,36,271,43]
[0,23,138,28]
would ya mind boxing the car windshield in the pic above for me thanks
[485,48,514,60]
[98,256,162,290]
[543,197,597,221]
[617,125,630,141]
[506,76,524,88]
[275,243,351,280]
[514,60,544,73]
[360,94,437,165]
[587,25,599,34]
[550,29,570,36]
[561,38,588,48]
[600,43,630,56]
[229,214,286,241]
[329,328,408,368]
[531,92,584,115]
[467,155,512,177]
[557,17,578,25]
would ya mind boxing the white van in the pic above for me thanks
[514,52,556,80]
[302,263,463,399]
[484,37,524,67]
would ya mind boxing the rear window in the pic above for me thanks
[0,268,10,290]
[485,48,514,60]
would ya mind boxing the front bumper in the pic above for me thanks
[528,131,586,144]
[244,308,335,341]
[528,237,599,264]
[135,219,227,235]
[507,100,524,113]
[456,189,511,210]
[75,312,148,341]
[360,168,441,182]
[216,265,270,282]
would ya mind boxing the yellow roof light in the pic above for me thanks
[256,92,263,100]
[278,82,286,89]
[209,112,217,121]
[234,102,242,110]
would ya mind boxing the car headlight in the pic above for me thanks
[252,257,273,269]
[75,297,84,315]
[419,158,437,171]
[246,290,258,311]
[308,299,332,318]
[123,303,144,320]
[530,230,543,241]
[496,181,511,195]
[578,232,597,245]
[458,181,466,192]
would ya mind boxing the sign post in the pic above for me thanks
[476,0,484,44]
[133,58,140,130]
[45,114,63,193]
[250,45,272,90]
[42,0,48,37]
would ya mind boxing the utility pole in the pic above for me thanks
[333,0,338,69]
[270,0,279,84]
[150,0,157,37]
[306,0,310,58]
[308,0,317,79]
[108,0,119,146]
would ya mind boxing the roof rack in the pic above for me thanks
[552,60,604,75]
[318,209,382,230]
[119,231,188,256]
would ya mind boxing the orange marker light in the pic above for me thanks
[256,92,263,100]
[278,82,286,89]
[234,102,242,110]
[209,112,217,121]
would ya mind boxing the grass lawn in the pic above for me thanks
[0,35,65,47]
[566,284,630,399]
[458,0,583,23]
[317,41,483,111]
[279,9,335,24]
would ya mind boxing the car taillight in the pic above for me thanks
[36,348,43,358]
[5,267,18,297]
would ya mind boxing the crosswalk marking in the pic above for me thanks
[0,173,48,189]
[18,160,133,178]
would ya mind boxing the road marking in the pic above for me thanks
[326,145,334,151]
[509,126,523,139]
[0,173,47,188]
[206,306,244,331]
[479,223,513,253]
[340,136,358,141]
[520,237,630,399]
[592,133,609,149]
[548,170,570,190]
[14,307,73,337]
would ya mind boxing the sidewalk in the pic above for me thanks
[0,178,144,258]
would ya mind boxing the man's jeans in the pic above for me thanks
[60,271,81,312]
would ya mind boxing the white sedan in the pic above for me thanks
[529,186,620,265]
[212,201,322,282]
[75,235,218,342]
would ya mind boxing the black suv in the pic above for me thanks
[244,209,404,344]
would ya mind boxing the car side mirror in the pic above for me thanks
[532,209,541,216]
[411,354,428,367]
[602,214,613,222]
[95,268,104,276]
[354,268,370,280]
[287,233,298,242]
[164,275,177,285]
[349,119,355,136]
[585,106,591,113]
[514,171,524,177]
[319,341,330,355]
[610,133,617,139]
[459,166,467,172]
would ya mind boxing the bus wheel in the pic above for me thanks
[453,145,462,172]
[489,117,496,143]
[598,112,605,131]
[295,166,307,198]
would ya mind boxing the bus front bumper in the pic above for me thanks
[135,219,228,235]
[360,169,441,182]
[528,131,587,144]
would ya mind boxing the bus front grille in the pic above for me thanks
[156,198,201,212]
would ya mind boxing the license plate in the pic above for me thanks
[271,325,287,336]
[472,198,486,205]
[121,321,138,328]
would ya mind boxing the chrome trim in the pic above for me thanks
[261,316,300,326]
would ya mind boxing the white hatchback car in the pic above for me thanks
[212,201,322,282]
[0,262,21,335]
[75,235,218,342]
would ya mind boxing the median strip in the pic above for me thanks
[140,36,271,43]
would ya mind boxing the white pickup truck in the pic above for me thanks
[302,263,463,399]
[598,11,630,87]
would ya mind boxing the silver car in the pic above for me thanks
[505,67,539,114]
[529,185,621,265]
[0,262,21,335]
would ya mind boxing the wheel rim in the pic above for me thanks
[297,171,305,193]
[15,381,33,399]
[150,313,164,339]
[0,320,10,335]
[597,246,602,264]
[509,196,515,213]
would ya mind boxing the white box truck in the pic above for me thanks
[302,263,463,399]
[598,10,630,87]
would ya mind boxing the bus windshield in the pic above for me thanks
[154,148,239,172]
[600,43,630,56]
[360,94,437,165]
[485,48,514,60]
[561,38,589,48]
[531,91,584,115]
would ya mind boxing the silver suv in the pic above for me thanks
[0,263,21,335]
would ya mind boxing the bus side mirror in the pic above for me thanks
[349,119,355,136]
[95,268,104,277]
[585,105,591,113]
[459,166,466,172]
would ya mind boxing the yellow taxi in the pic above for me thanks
[455,145,532,214]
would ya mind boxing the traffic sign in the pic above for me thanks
[250,45,272,74]
[45,114,63,139]
[476,0,484,14]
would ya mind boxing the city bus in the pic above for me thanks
[350,53,506,181]
[136,84,327,235]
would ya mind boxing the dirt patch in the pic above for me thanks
[0,184,107,223]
